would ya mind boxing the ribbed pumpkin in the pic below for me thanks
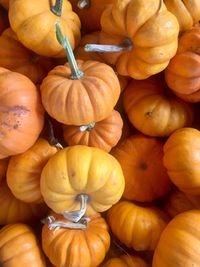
[63,110,123,152]
[0,157,9,184]
[40,145,124,218]
[9,0,81,57]
[163,127,200,195]
[107,201,169,251]
[7,138,58,204]
[111,134,171,202]
[42,213,110,267]
[153,210,200,267]
[123,76,194,137]
[0,223,46,267]
[0,28,54,84]
[0,67,44,159]
[102,254,149,267]
[85,0,179,80]
[165,26,200,103]
[164,0,200,33]
[0,180,48,225]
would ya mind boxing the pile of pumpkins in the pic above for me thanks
[0,0,200,266]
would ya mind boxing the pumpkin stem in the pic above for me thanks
[63,194,89,222]
[51,0,63,17]
[45,113,63,149]
[80,122,96,131]
[157,0,163,13]
[77,0,90,9]
[55,21,84,80]
[84,38,133,53]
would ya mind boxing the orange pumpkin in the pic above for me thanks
[164,0,200,33]
[9,0,81,57]
[153,210,200,267]
[0,67,44,159]
[0,157,9,183]
[0,180,48,225]
[111,134,171,202]
[0,223,46,267]
[107,201,169,251]
[42,213,110,267]
[85,0,179,80]
[163,127,200,195]
[165,26,200,102]
[102,254,150,267]
[123,76,194,137]
[63,110,123,152]
[0,28,54,84]
[40,145,124,219]
[7,138,58,204]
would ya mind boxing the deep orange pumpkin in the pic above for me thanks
[102,254,150,267]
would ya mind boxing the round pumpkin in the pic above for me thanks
[40,145,125,217]
[123,76,194,137]
[163,127,200,195]
[0,28,54,84]
[102,254,149,267]
[0,67,44,159]
[153,210,200,267]
[164,0,200,33]
[107,201,169,251]
[63,110,123,152]
[165,26,200,102]
[9,0,81,57]
[0,223,46,267]
[7,138,58,204]
[0,157,9,184]
[86,0,179,80]
[42,213,110,267]
[111,134,171,202]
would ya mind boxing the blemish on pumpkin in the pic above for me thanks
[145,111,152,117]
[71,170,76,177]
[139,162,148,170]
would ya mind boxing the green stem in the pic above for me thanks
[80,122,96,132]
[77,0,90,9]
[55,21,84,80]
[51,0,63,16]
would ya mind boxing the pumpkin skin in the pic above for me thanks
[0,28,54,84]
[98,0,179,79]
[165,26,200,103]
[111,134,171,202]
[0,180,48,225]
[40,145,125,215]
[6,138,58,204]
[9,0,81,57]
[0,157,9,184]
[63,110,123,152]
[107,201,169,251]
[123,76,194,137]
[102,254,149,267]
[40,60,121,125]
[152,210,200,267]
[0,223,46,267]
[163,127,200,195]
[0,68,44,159]
[164,0,200,33]
[42,213,110,267]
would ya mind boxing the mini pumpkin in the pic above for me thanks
[102,254,149,267]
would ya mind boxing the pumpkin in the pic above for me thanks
[0,67,44,159]
[6,138,58,204]
[85,0,179,80]
[102,254,149,267]
[40,145,124,220]
[123,76,194,137]
[0,179,48,225]
[0,28,54,84]
[0,0,9,9]
[164,0,200,33]
[165,26,200,103]
[0,223,46,267]
[163,188,200,218]
[40,23,120,125]
[69,0,115,32]
[0,157,9,184]
[42,213,110,267]
[153,210,200,267]
[63,110,123,152]
[111,134,171,202]
[107,201,169,251]
[9,0,81,57]
[163,127,200,195]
